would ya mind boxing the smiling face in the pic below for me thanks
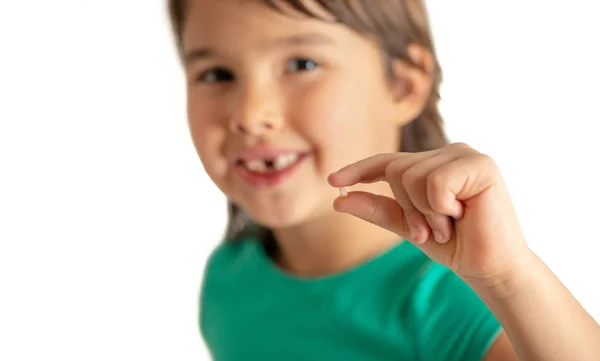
[181,0,411,229]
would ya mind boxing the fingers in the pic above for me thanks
[430,153,499,203]
[384,167,432,245]
[424,213,453,244]
[328,153,397,187]
[330,143,485,246]
[328,152,432,187]
[333,191,410,239]
[387,156,451,244]
[398,150,467,219]
[391,146,473,243]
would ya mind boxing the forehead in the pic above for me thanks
[180,0,342,51]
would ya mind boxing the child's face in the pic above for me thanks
[182,0,405,228]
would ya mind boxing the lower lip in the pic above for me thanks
[234,154,309,189]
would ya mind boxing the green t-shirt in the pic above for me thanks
[200,237,502,360]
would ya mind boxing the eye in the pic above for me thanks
[286,58,319,73]
[196,67,234,83]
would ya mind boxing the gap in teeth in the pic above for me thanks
[244,152,300,173]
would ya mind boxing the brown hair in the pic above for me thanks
[167,0,449,244]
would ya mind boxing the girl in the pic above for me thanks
[168,0,600,360]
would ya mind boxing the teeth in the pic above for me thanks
[246,159,267,172]
[243,152,300,173]
[274,153,298,170]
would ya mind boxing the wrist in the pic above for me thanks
[464,248,542,302]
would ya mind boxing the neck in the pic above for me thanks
[272,185,402,278]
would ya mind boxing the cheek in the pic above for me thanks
[295,79,360,135]
[187,93,228,178]
[290,75,386,167]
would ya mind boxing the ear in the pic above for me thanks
[388,44,435,126]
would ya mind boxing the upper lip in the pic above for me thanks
[231,146,310,164]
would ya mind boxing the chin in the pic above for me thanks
[246,205,311,230]
[241,196,328,231]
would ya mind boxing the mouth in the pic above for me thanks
[236,152,305,174]
[233,150,310,188]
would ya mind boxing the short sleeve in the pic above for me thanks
[410,263,503,361]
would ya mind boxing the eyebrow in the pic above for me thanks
[184,33,336,65]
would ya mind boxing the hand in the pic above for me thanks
[328,142,532,283]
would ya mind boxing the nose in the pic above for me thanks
[228,83,282,136]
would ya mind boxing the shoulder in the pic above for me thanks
[199,237,263,336]
[202,236,261,285]
[400,247,502,361]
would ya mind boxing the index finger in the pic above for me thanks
[328,153,401,187]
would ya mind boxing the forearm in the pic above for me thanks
[469,251,600,361]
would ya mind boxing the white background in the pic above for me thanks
[1,1,599,360]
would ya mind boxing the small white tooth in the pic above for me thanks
[246,159,266,172]
[274,152,299,170]
[274,156,286,170]
[339,187,348,197]
[274,154,290,170]
[287,152,298,164]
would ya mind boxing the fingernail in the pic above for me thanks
[434,231,444,243]
[409,223,420,243]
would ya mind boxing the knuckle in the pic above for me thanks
[401,168,419,189]
[384,158,402,180]
[426,171,447,212]
[368,196,388,229]
[402,204,418,219]
[427,169,446,192]
[472,153,498,171]
[428,196,446,214]
[448,142,471,151]
[367,195,379,222]
[477,152,495,164]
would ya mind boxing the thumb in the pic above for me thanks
[333,191,410,240]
